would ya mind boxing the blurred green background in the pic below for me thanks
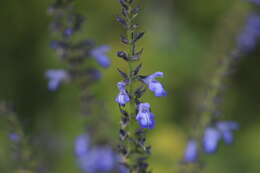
[0,0,260,173]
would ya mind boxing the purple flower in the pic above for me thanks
[74,134,90,157]
[45,69,69,91]
[90,45,111,68]
[64,28,74,37]
[119,165,129,173]
[248,0,260,5]
[116,82,130,105]
[136,103,155,129]
[50,41,68,58]
[9,133,21,143]
[75,134,124,173]
[94,147,116,171]
[203,127,221,153]
[143,72,167,97]
[77,146,117,173]
[184,139,198,163]
[237,14,260,53]
[217,121,239,144]
[203,121,239,154]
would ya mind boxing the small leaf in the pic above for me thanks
[117,68,129,80]
[130,24,139,30]
[132,63,142,76]
[145,146,151,154]
[121,8,128,17]
[135,48,144,56]
[120,35,129,45]
[121,116,129,127]
[118,144,128,156]
[133,32,145,43]
[131,48,143,61]
[119,0,129,10]
[131,6,141,16]
[116,16,127,28]
[135,85,146,98]
[119,106,129,116]
[117,51,128,60]
[120,129,128,141]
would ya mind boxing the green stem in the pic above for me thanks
[195,55,233,139]
[125,6,140,172]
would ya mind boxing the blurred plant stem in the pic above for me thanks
[0,101,37,173]
[181,1,250,173]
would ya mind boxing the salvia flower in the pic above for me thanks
[136,103,155,129]
[45,69,69,91]
[203,127,222,153]
[237,14,260,53]
[90,45,111,68]
[74,134,90,157]
[78,147,116,173]
[183,139,198,163]
[143,72,167,97]
[116,82,130,106]
[75,134,124,173]
[216,121,239,144]
[203,121,239,153]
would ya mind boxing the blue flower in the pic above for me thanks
[45,69,69,91]
[203,127,221,153]
[8,133,21,143]
[94,147,116,172]
[237,14,260,53]
[74,134,90,157]
[64,28,74,37]
[75,134,125,173]
[184,139,198,163]
[90,45,111,68]
[217,121,239,144]
[143,72,167,97]
[136,103,155,129]
[248,0,260,5]
[116,82,130,105]
[119,165,129,173]
[77,146,117,173]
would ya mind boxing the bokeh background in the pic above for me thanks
[0,0,260,172]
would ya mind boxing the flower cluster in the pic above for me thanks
[184,121,239,162]
[46,0,110,92]
[74,134,127,173]
[115,0,167,172]
[203,121,239,153]
[182,3,258,164]
[46,0,110,118]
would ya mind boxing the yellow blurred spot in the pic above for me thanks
[151,125,186,158]
[16,170,34,173]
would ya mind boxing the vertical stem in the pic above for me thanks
[194,53,235,140]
